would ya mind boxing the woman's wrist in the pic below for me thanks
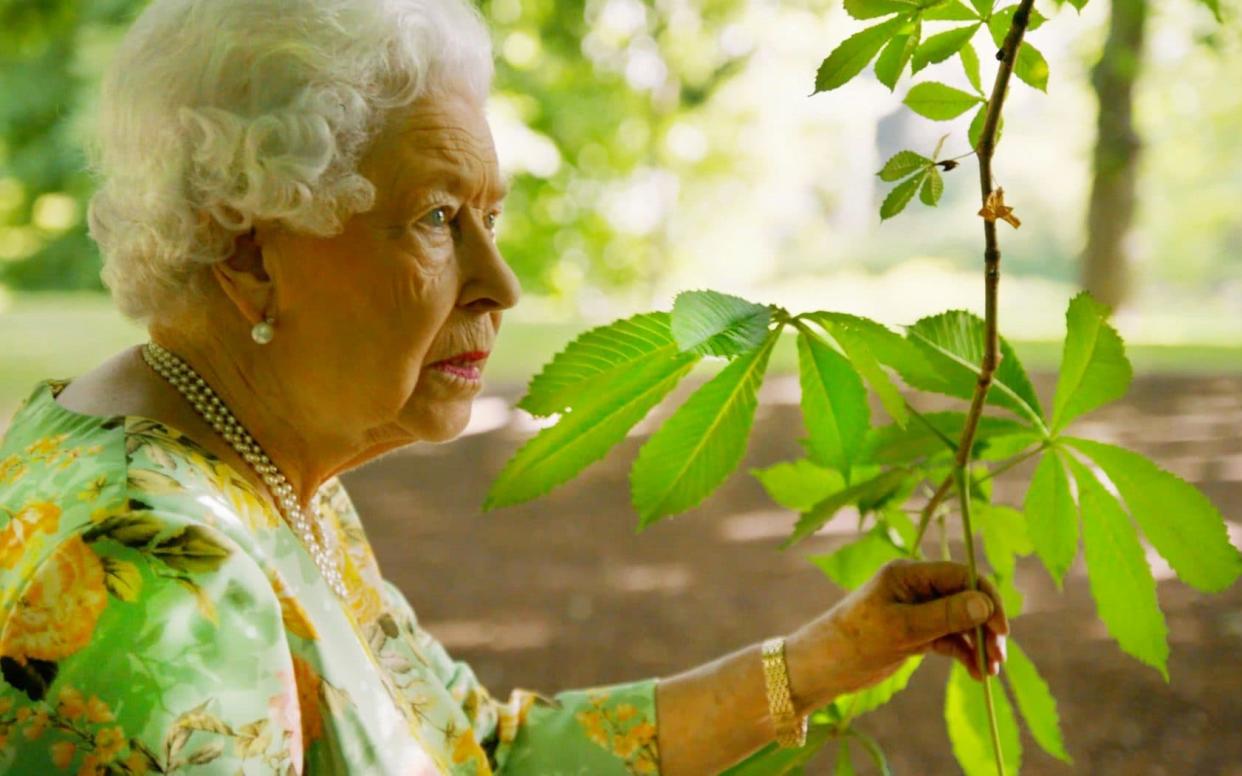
[782,619,850,718]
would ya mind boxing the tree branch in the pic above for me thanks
[957,1,1040,773]
[912,472,954,557]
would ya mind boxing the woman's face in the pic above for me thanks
[258,88,521,450]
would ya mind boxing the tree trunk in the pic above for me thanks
[1082,0,1149,310]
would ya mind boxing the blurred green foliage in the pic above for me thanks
[0,0,137,289]
[0,0,757,297]
[1,0,1237,311]
[478,0,756,295]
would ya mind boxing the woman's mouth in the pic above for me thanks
[427,351,488,383]
[429,361,482,381]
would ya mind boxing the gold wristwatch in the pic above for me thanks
[761,636,808,748]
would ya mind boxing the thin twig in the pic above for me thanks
[956,467,1006,772]
[911,472,955,557]
[974,442,1049,486]
[955,1,1040,773]
[906,403,958,452]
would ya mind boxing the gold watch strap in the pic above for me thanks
[761,636,808,748]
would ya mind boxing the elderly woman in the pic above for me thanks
[0,0,1008,773]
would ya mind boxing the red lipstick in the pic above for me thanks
[428,350,489,383]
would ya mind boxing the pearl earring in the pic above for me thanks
[251,316,275,345]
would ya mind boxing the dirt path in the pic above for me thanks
[342,374,1242,775]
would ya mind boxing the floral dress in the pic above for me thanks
[0,379,662,775]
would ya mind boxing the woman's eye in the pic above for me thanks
[485,212,500,231]
[419,206,452,228]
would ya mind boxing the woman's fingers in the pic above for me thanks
[929,633,985,681]
[965,628,1005,677]
[900,589,997,647]
[887,561,1009,634]
[975,575,1011,637]
[930,632,1003,681]
[884,562,1010,658]
[965,602,1007,668]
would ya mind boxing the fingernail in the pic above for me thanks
[967,594,991,622]
[998,634,1008,662]
[991,660,1000,676]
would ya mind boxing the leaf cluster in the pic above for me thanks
[811,0,1061,218]
[486,289,1240,774]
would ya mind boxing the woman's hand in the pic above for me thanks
[784,559,1009,713]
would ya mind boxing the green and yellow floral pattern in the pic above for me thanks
[0,379,662,774]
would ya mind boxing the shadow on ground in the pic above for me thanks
[342,374,1242,776]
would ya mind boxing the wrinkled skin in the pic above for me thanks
[786,559,1009,711]
[57,85,524,510]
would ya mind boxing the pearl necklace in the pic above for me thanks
[141,342,348,598]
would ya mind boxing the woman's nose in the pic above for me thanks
[459,210,521,312]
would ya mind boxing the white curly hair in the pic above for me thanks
[86,0,494,322]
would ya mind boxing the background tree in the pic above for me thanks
[1080,0,1226,310]
[1080,0,1149,309]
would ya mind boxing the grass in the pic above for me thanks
[3,292,1240,423]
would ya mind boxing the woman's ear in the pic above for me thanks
[211,227,273,325]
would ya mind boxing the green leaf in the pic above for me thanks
[844,0,919,19]
[978,503,1033,577]
[881,172,925,219]
[1063,454,1170,679]
[753,459,846,512]
[988,5,1047,47]
[946,665,1022,776]
[1196,0,1222,22]
[862,412,1031,465]
[959,42,983,93]
[1067,439,1242,592]
[874,24,921,91]
[877,150,932,182]
[1013,42,1050,91]
[518,312,684,417]
[848,730,894,776]
[919,166,944,205]
[922,0,980,20]
[784,468,910,548]
[832,656,923,718]
[978,432,1042,463]
[1004,640,1070,762]
[835,741,857,775]
[797,331,870,474]
[968,102,987,148]
[718,720,835,775]
[486,353,698,509]
[1023,451,1078,587]
[912,24,980,73]
[901,310,1045,425]
[968,0,996,18]
[671,289,772,357]
[968,105,1006,150]
[1067,0,1089,10]
[804,312,935,424]
[815,18,907,93]
[881,506,919,551]
[632,333,778,526]
[810,526,905,589]
[995,572,1025,617]
[903,81,983,120]
[1051,291,1132,432]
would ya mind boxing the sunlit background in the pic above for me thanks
[1,0,1240,419]
[1,0,1240,772]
